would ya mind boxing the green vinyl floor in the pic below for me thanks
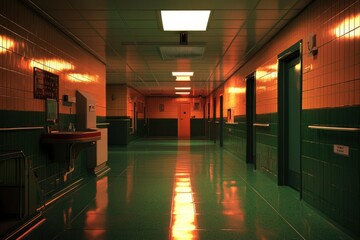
[23,139,354,239]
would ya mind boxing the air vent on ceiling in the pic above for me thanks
[159,46,205,60]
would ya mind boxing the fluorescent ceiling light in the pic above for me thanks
[161,10,210,31]
[175,76,191,81]
[172,72,194,76]
[175,92,190,95]
[175,87,191,90]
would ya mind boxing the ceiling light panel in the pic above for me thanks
[161,10,211,31]
[175,76,191,81]
[175,87,191,90]
[172,72,194,76]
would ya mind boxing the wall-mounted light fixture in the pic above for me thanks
[307,33,318,56]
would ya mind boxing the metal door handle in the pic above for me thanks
[253,123,270,127]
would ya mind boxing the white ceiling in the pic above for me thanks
[24,0,312,97]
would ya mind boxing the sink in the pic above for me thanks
[41,130,101,181]
[41,131,101,143]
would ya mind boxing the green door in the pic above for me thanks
[286,57,301,190]
[246,74,256,166]
[213,97,216,143]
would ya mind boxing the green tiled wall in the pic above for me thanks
[208,119,221,143]
[208,121,215,141]
[302,106,360,235]
[190,118,205,138]
[223,116,247,161]
[221,107,359,235]
[0,110,88,202]
[215,120,220,143]
[255,113,278,179]
[136,119,146,137]
[107,117,144,145]
[107,117,131,145]
[205,120,211,140]
[221,113,278,180]
[148,119,178,137]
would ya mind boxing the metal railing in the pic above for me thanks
[308,125,360,132]
[0,151,28,219]
[253,123,270,127]
[0,127,44,131]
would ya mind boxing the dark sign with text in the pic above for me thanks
[33,67,59,100]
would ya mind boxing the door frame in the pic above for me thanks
[246,73,256,166]
[277,41,302,196]
[207,102,211,140]
[219,95,223,147]
[133,102,137,134]
[213,97,216,143]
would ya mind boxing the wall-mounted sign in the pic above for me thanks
[33,67,59,100]
[333,144,349,156]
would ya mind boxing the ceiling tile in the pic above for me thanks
[89,20,126,29]
[256,0,298,9]
[211,10,250,20]
[69,28,99,36]
[251,9,288,19]
[208,19,245,29]
[31,0,72,10]
[118,10,157,20]
[78,10,121,20]
[124,20,160,29]
[47,10,83,20]
[244,19,280,29]
[61,20,90,28]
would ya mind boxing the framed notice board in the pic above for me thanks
[33,67,59,100]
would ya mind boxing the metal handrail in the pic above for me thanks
[253,123,270,127]
[0,150,26,162]
[308,125,360,132]
[1,151,45,220]
[0,151,27,219]
[96,123,110,126]
[0,127,44,131]
[225,122,239,125]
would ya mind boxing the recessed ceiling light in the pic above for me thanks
[175,76,191,81]
[172,72,194,76]
[175,92,190,95]
[175,87,191,90]
[161,10,210,31]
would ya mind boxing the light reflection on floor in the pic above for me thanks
[170,143,197,240]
